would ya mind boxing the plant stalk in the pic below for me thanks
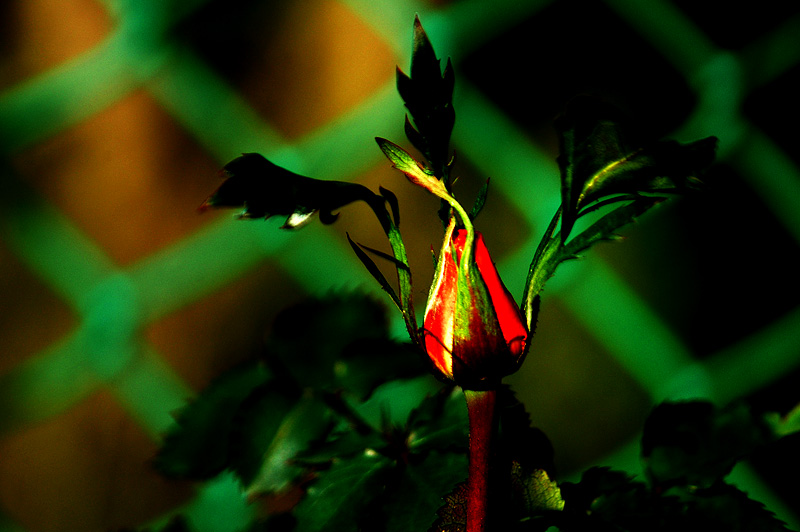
[464,388,497,532]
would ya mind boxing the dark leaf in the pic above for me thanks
[385,451,467,532]
[523,197,664,323]
[496,386,556,475]
[293,452,393,532]
[153,362,271,480]
[407,385,468,453]
[641,400,774,489]
[561,195,665,259]
[428,481,468,532]
[351,375,442,434]
[680,482,792,532]
[556,96,717,241]
[395,16,455,178]
[335,338,425,401]
[228,386,294,488]
[237,392,330,496]
[560,467,662,531]
[200,153,380,228]
[266,294,390,392]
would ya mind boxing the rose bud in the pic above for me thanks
[422,223,528,389]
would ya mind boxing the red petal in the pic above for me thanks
[471,232,528,356]
[422,222,459,378]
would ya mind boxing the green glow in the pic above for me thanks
[0,331,97,435]
[1,190,114,312]
[552,258,695,400]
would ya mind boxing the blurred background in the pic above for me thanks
[1,0,800,530]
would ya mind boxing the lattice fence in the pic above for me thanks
[1,0,799,530]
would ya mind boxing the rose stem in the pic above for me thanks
[464,388,497,532]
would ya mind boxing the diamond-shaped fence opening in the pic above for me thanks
[1,0,799,530]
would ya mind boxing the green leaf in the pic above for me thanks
[239,393,330,496]
[350,375,442,433]
[555,96,717,242]
[385,451,468,532]
[201,153,381,228]
[509,464,565,515]
[427,481,467,532]
[153,362,271,480]
[293,452,393,532]
[561,195,664,260]
[228,386,295,488]
[407,385,468,453]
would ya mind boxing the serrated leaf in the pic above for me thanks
[293,452,393,532]
[428,481,468,532]
[241,393,330,495]
[200,153,381,229]
[351,375,442,433]
[395,16,455,177]
[385,451,468,532]
[228,386,295,488]
[555,96,716,241]
[683,482,792,532]
[641,400,773,489]
[560,195,664,260]
[153,362,271,480]
[510,464,565,515]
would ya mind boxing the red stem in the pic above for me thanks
[464,388,497,532]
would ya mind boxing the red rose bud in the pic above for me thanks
[422,225,528,388]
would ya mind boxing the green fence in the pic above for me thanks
[1,0,799,530]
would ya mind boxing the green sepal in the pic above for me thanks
[522,196,664,330]
[468,178,490,220]
[379,186,401,227]
[347,233,403,311]
[376,137,449,200]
